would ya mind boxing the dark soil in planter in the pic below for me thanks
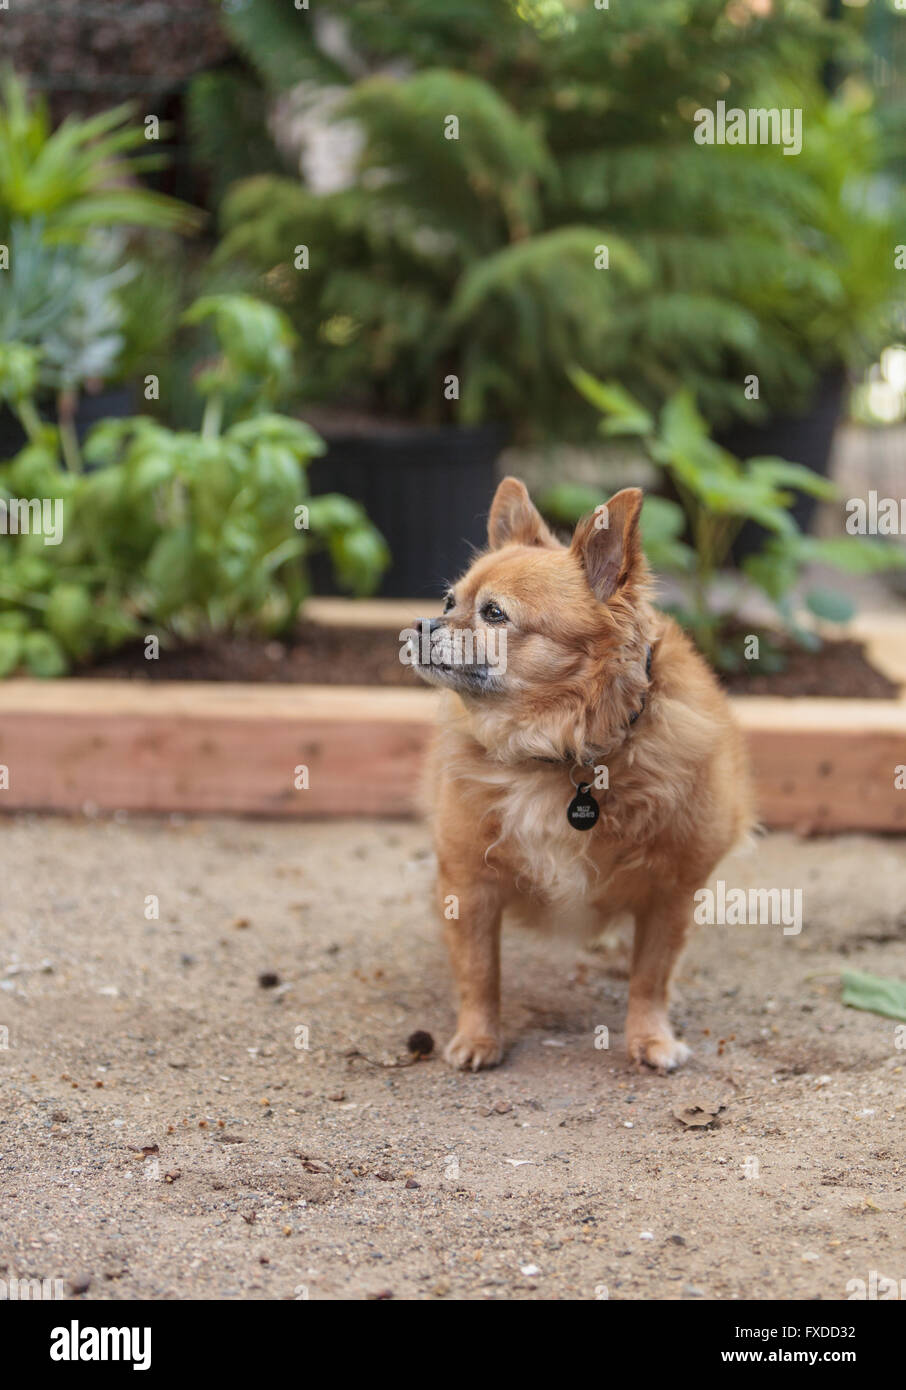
[717,634,899,700]
[75,622,411,688]
[75,621,900,699]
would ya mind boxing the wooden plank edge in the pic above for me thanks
[0,684,902,830]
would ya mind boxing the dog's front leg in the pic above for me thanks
[626,897,693,1073]
[438,870,504,1071]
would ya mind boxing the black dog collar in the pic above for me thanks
[546,643,653,830]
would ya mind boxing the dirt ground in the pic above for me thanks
[1,815,904,1302]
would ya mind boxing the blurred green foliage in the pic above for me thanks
[210,0,901,439]
[0,296,388,676]
[0,67,198,243]
[0,69,199,417]
[540,368,906,668]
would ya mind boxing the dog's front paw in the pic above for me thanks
[444,1029,504,1072]
[627,1027,691,1074]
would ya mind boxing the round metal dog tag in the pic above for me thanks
[567,784,599,831]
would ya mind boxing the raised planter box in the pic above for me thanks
[0,607,903,832]
[0,682,429,820]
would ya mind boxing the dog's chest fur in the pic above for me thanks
[475,764,637,906]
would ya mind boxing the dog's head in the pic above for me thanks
[411,477,655,762]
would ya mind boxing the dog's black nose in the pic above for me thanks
[417,617,443,640]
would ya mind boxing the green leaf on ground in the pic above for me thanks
[841,969,906,1023]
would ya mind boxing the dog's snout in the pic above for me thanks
[417,617,444,640]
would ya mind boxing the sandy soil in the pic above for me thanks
[1,815,904,1302]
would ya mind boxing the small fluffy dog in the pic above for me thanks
[413,477,753,1072]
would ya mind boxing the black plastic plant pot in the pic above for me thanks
[717,368,847,562]
[308,422,506,599]
[0,386,135,462]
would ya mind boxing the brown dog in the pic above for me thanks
[413,477,753,1072]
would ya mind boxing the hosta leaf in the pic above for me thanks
[0,629,22,677]
[568,369,653,436]
[145,527,196,616]
[805,587,856,624]
[537,482,602,526]
[0,343,42,402]
[183,295,296,390]
[742,546,799,602]
[46,582,94,656]
[226,414,325,458]
[792,535,906,574]
[328,525,390,595]
[306,493,370,533]
[640,495,694,573]
[748,457,837,501]
[22,629,68,677]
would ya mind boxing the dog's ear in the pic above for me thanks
[570,488,644,601]
[488,476,556,549]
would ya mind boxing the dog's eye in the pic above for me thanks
[481,601,508,624]
[443,592,455,614]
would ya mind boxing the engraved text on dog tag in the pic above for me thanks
[567,784,599,831]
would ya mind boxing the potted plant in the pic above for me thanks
[0,69,200,462]
[205,0,896,594]
[539,369,906,671]
[0,294,388,676]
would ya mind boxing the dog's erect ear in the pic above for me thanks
[570,488,644,601]
[488,476,556,549]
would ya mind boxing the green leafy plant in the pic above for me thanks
[0,67,199,243]
[187,67,284,212]
[0,69,201,447]
[214,0,899,439]
[544,368,906,669]
[0,221,134,380]
[0,296,389,676]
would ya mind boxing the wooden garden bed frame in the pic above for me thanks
[0,604,903,832]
